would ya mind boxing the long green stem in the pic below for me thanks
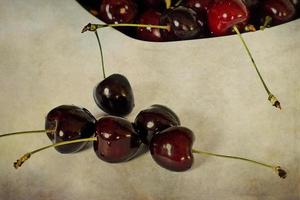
[14,137,97,169]
[94,30,106,79]
[81,23,170,33]
[192,149,286,178]
[0,130,47,138]
[233,25,281,109]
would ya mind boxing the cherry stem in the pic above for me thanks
[174,0,183,7]
[260,16,273,30]
[165,0,171,9]
[0,130,48,138]
[192,149,287,179]
[14,137,97,169]
[81,23,170,33]
[94,30,106,79]
[232,25,281,109]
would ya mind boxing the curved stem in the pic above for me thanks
[14,137,97,169]
[82,23,170,33]
[0,130,47,138]
[192,149,287,179]
[233,25,281,109]
[95,30,106,79]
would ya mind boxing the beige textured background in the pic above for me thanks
[0,0,299,199]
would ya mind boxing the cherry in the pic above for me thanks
[160,6,206,41]
[94,73,135,116]
[82,26,135,116]
[93,116,142,163]
[99,0,138,24]
[150,126,287,178]
[143,0,166,10]
[0,105,96,154]
[134,104,180,144]
[150,126,194,171]
[185,0,213,14]
[260,0,296,26]
[136,10,164,42]
[208,0,249,36]
[45,105,96,153]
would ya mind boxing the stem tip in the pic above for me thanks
[275,166,287,179]
[82,23,99,33]
[268,94,281,109]
[14,153,31,169]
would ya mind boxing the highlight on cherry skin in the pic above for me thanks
[0,105,96,154]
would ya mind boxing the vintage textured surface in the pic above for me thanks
[0,0,299,199]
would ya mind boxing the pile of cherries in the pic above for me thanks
[0,17,287,180]
[77,0,300,42]
[1,52,286,178]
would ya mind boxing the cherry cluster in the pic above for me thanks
[77,0,300,41]
[0,19,287,180]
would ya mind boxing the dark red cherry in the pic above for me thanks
[160,6,205,41]
[93,116,141,163]
[94,73,134,116]
[260,0,296,25]
[208,0,249,36]
[45,105,96,154]
[137,10,164,42]
[143,0,166,9]
[150,126,194,171]
[99,0,138,24]
[242,0,259,8]
[134,104,180,145]
[185,0,214,14]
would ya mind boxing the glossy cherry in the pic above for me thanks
[134,104,180,144]
[94,74,134,116]
[150,126,194,171]
[93,116,141,163]
[99,0,138,24]
[160,6,205,41]
[259,0,296,25]
[45,105,96,154]
[185,0,213,14]
[208,0,249,36]
[137,10,164,42]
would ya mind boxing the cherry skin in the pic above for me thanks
[242,0,259,8]
[208,0,249,36]
[134,104,180,145]
[93,116,141,163]
[45,105,96,154]
[137,10,164,42]
[185,0,214,14]
[99,0,138,24]
[160,6,205,41]
[94,73,134,116]
[150,126,194,171]
[260,0,296,25]
[143,0,166,9]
